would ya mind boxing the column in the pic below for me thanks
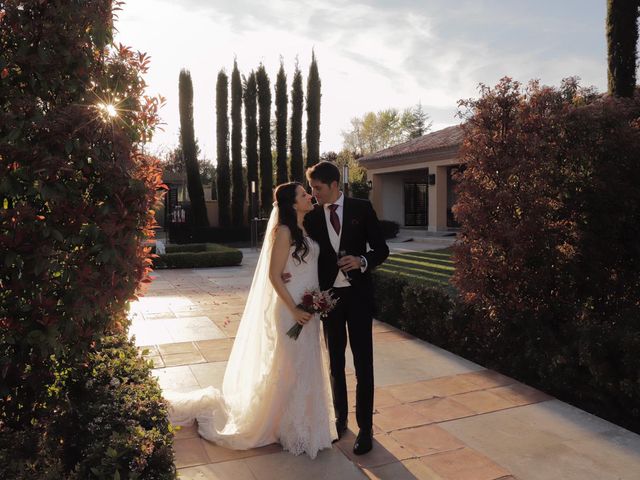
[428,165,448,231]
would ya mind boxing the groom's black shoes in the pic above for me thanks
[333,419,348,443]
[353,429,373,455]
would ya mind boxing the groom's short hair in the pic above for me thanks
[306,161,340,186]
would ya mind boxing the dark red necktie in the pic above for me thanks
[329,204,340,235]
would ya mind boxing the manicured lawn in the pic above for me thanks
[378,248,454,287]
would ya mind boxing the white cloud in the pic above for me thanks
[114,0,608,161]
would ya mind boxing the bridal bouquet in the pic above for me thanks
[286,288,338,340]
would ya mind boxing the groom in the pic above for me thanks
[303,161,389,455]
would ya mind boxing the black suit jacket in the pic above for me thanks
[304,197,389,299]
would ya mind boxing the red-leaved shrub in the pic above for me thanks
[0,1,171,476]
[453,77,640,431]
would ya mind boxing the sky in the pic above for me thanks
[115,0,608,162]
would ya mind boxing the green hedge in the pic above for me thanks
[371,270,408,328]
[372,265,640,434]
[373,271,458,346]
[0,335,176,480]
[61,334,175,479]
[164,243,207,254]
[154,243,242,269]
[400,282,454,345]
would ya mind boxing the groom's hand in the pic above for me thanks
[337,255,362,272]
[281,272,292,283]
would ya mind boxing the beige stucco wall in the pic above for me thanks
[365,155,459,231]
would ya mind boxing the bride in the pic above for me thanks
[164,182,337,459]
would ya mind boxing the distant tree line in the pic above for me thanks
[165,52,322,226]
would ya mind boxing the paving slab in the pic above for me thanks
[243,450,367,480]
[128,253,640,480]
[440,400,640,480]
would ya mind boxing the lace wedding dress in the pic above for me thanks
[163,207,337,459]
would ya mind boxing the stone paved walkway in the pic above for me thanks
[130,247,640,480]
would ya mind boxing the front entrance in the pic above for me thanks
[404,183,428,226]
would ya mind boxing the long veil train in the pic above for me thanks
[163,206,283,449]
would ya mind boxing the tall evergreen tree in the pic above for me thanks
[290,61,304,183]
[306,50,321,168]
[216,69,231,227]
[256,64,273,215]
[275,61,289,185]
[606,0,639,98]
[244,71,259,216]
[179,69,209,227]
[231,60,245,226]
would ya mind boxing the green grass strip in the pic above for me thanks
[384,256,455,272]
[398,250,453,259]
[391,254,454,267]
[400,249,452,258]
[377,267,450,286]
[383,262,453,280]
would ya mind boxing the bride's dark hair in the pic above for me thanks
[274,182,309,264]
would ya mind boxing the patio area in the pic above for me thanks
[130,248,640,480]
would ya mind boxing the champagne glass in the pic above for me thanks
[338,249,352,282]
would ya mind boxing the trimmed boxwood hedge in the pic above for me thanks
[373,270,458,344]
[154,243,242,269]
[372,265,640,435]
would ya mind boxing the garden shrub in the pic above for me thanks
[0,1,176,476]
[372,270,409,327]
[154,244,243,269]
[400,282,454,345]
[164,243,209,253]
[52,334,176,480]
[369,79,640,432]
[453,77,640,432]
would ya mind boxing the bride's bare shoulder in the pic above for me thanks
[273,224,292,242]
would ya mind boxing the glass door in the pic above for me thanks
[404,183,428,226]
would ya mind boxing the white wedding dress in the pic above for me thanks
[164,207,337,459]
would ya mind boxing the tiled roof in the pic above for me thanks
[358,125,464,166]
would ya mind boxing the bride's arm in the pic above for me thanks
[268,226,312,325]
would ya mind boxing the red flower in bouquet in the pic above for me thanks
[301,292,315,309]
[287,288,338,340]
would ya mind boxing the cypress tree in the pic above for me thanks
[606,0,639,98]
[216,69,231,227]
[244,71,259,216]
[275,60,289,185]
[256,64,273,216]
[290,60,304,183]
[306,50,321,168]
[231,60,245,226]
[179,69,209,227]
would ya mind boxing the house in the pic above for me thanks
[357,125,464,232]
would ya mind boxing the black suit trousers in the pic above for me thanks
[323,285,374,431]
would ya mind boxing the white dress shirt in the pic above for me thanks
[323,193,367,288]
